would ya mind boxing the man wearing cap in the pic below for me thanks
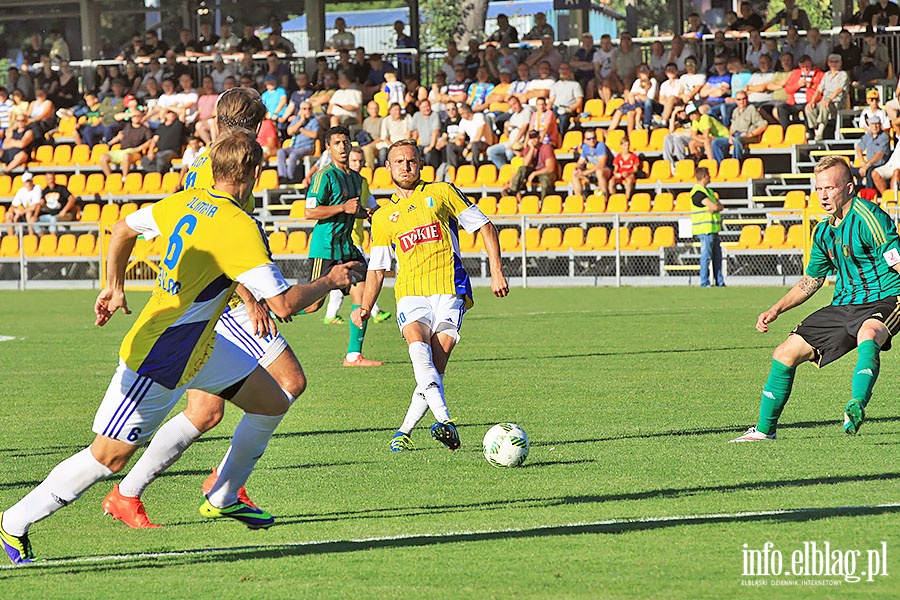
[775,55,823,129]
[4,172,42,237]
[855,115,890,189]
[100,110,153,178]
[805,54,849,141]
[663,103,698,165]
[503,129,558,200]
[857,89,890,129]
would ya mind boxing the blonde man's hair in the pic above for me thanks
[814,155,853,187]
[210,129,264,185]
[215,87,267,132]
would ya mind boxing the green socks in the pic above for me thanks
[851,339,881,409]
[348,304,367,354]
[757,359,795,435]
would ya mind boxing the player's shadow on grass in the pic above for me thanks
[192,422,499,445]
[9,503,900,576]
[450,344,774,364]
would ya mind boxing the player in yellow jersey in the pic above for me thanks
[100,87,311,528]
[0,132,361,564]
[351,140,509,452]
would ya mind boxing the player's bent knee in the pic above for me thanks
[184,393,226,433]
[858,321,889,346]
[772,337,813,368]
[90,435,139,472]
[229,366,290,416]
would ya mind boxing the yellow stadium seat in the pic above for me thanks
[606,193,628,213]
[672,159,695,182]
[103,173,124,195]
[22,234,39,257]
[52,144,72,166]
[605,97,624,116]
[562,195,583,214]
[289,200,306,219]
[0,205,5,221]
[0,175,11,197]
[70,144,91,165]
[268,231,288,254]
[784,224,806,249]
[141,172,163,195]
[497,196,518,215]
[519,195,540,215]
[498,228,520,251]
[584,193,605,213]
[286,230,309,254]
[807,191,826,214]
[539,195,562,215]
[650,226,676,249]
[32,145,54,166]
[523,228,541,251]
[83,173,105,196]
[477,196,497,216]
[55,116,77,138]
[624,226,652,250]
[496,164,513,186]
[0,235,19,257]
[559,130,583,153]
[748,124,784,149]
[160,172,181,194]
[374,91,389,117]
[254,169,278,192]
[642,159,672,183]
[371,167,392,189]
[759,224,786,249]
[457,230,476,252]
[783,190,806,210]
[32,174,48,189]
[628,129,649,152]
[89,144,109,165]
[359,166,373,184]
[714,158,740,182]
[66,173,86,196]
[561,226,586,250]
[782,124,807,147]
[605,129,625,152]
[76,233,97,256]
[675,192,692,212]
[602,226,630,250]
[99,203,120,226]
[475,164,497,186]
[583,226,607,250]
[647,128,668,151]
[733,225,763,249]
[119,203,138,220]
[56,234,77,256]
[652,192,674,212]
[131,237,154,259]
[454,164,477,187]
[34,234,57,257]
[628,192,652,213]
[584,98,604,118]
[697,159,718,180]
[557,162,577,187]
[80,203,100,222]
[739,157,764,181]
[538,227,563,250]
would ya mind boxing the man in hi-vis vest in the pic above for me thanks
[691,166,725,287]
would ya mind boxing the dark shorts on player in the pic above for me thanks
[308,251,366,294]
[792,296,900,367]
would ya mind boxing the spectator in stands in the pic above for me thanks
[496,43,518,77]
[238,24,263,54]
[140,59,164,90]
[25,88,55,140]
[450,102,490,168]
[100,109,152,177]
[604,32,642,100]
[745,53,777,106]
[708,30,734,68]
[525,60,555,107]
[281,72,313,129]
[690,166,725,287]
[261,74,288,126]
[37,172,78,232]
[192,78,219,144]
[648,41,668,81]
[503,62,531,107]
[394,20,417,77]
[0,88,11,134]
[73,93,104,147]
[265,54,294,93]
[854,30,890,84]
[173,28,200,56]
[655,63,685,127]
[308,71,337,125]
[145,77,178,127]
[177,136,203,187]
[685,12,711,38]
[196,22,218,54]
[846,0,871,26]
[609,138,639,199]
[462,38,483,80]
[328,17,355,51]
[698,55,731,114]
[857,89,890,128]
[734,1,765,31]
[467,66,494,112]
[277,101,319,184]
[0,115,35,174]
[570,33,600,94]
[33,55,59,100]
[440,65,472,108]
[403,73,428,113]
[833,29,862,75]
[712,91,766,163]
[327,71,363,127]
[486,95,532,169]
[593,34,616,101]
[427,71,449,115]
[22,34,44,68]
[356,101,381,170]
[140,108,185,173]
[525,35,563,77]
[679,56,706,105]
[805,28,830,70]
[163,50,191,81]
[548,63,583,133]
[378,102,411,165]
[871,138,900,193]
[504,129,557,200]
[209,56,234,92]
[488,14,519,45]
[854,115,890,189]
[143,30,169,58]
[606,63,656,135]
[8,66,34,101]
[264,28,296,55]
[409,98,441,167]
[8,90,29,122]
[663,104,694,165]
[440,40,465,81]
[363,54,393,100]
[780,26,805,64]
[709,57,753,128]
[805,54,849,141]
[215,23,241,54]
[4,172,41,235]
[744,29,766,69]
[53,62,79,111]
[690,102,728,162]
[482,45,502,82]
[174,73,200,125]
[764,0,810,30]
[724,10,740,30]
[756,53,795,122]
[571,129,611,197]
[523,12,554,41]
[776,55,822,129]
[121,62,142,97]
[867,0,900,28]
[529,96,560,148]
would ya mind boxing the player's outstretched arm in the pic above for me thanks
[266,261,365,319]
[756,275,824,333]
[95,220,139,326]
[236,283,278,337]
[479,221,509,298]
[351,268,386,327]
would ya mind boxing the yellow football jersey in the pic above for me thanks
[120,188,274,389]
[185,146,256,213]
[371,181,482,308]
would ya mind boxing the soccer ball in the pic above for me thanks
[482,423,529,468]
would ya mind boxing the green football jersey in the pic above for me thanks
[806,197,900,305]
[306,163,367,260]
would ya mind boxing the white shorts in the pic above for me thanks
[215,303,288,369]
[92,335,258,445]
[396,294,466,342]
[873,163,899,180]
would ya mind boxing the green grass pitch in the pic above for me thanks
[0,287,899,598]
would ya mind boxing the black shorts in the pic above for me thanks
[792,297,900,367]
[308,252,366,295]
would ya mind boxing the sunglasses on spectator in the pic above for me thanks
[584,136,596,140]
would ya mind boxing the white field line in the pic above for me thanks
[0,336,15,342]
[4,502,899,570]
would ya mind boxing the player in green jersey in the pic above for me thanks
[732,155,900,441]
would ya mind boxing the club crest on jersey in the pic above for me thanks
[842,245,850,257]
[389,211,400,222]
[398,221,442,252]
[425,196,434,207]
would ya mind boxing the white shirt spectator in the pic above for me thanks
[549,79,583,112]
[525,76,555,107]
[658,78,685,100]
[746,72,776,103]
[629,77,658,100]
[679,72,707,100]
[857,107,891,129]
[329,87,364,118]
[594,48,615,79]
[12,184,42,209]
[459,112,488,142]
[209,67,235,93]
[174,89,199,123]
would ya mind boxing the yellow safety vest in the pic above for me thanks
[690,184,722,235]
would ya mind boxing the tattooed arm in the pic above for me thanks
[756,275,826,333]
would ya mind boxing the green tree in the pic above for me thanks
[608,0,674,36]
[765,0,833,30]
[421,0,462,46]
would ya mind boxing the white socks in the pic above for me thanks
[325,289,343,319]
[400,389,430,433]
[118,412,202,498]
[206,410,286,508]
[407,341,450,423]
[216,389,295,474]
[3,448,113,536]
